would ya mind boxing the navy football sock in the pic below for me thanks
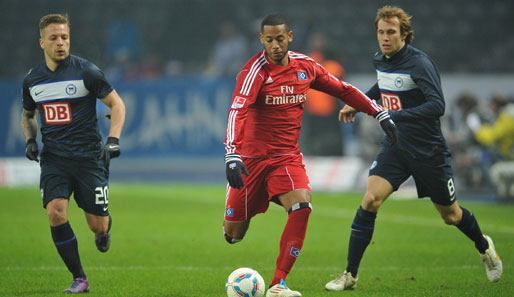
[346,207,376,277]
[456,207,488,253]
[51,222,86,279]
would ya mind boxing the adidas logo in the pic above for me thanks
[266,76,273,84]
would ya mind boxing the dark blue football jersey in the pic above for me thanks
[22,55,113,159]
[365,45,449,159]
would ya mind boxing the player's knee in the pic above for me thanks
[46,207,67,225]
[223,226,244,244]
[224,232,243,244]
[90,224,109,235]
[287,202,312,215]
[441,213,460,225]
[362,193,383,211]
[223,221,249,244]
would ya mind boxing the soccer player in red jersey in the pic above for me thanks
[223,13,397,297]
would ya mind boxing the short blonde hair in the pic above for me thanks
[39,14,70,37]
[375,6,414,44]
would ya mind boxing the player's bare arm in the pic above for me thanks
[101,90,126,139]
[21,108,38,141]
[21,108,40,162]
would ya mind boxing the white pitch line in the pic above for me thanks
[311,205,514,234]
[152,189,514,234]
[1,264,508,272]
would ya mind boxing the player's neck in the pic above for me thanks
[268,55,290,67]
[385,44,406,59]
[45,56,64,72]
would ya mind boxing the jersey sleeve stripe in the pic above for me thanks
[225,109,238,153]
[342,81,383,114]
[242,58,266,96]
[241,55,266,96]
[226,110,235,153]
[351,85,382,113]
[240,54,264,95]
[288,52,315,61]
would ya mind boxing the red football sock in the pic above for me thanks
[271,207,311,286]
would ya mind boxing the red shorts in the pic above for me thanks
[224,154,311,221]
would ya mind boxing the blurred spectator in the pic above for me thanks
[105,48,139,82]
[301,32,346,156]
[104,15,143,82]
[105,17,142,62]
[471,94,514,161]
[352,115,383,162]
[447,93,488,188]
[138,52,163,80]
[164,59,184,78]
[204,21,248,78]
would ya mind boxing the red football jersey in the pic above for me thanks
[225,50,382,157]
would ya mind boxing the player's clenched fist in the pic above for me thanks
[375,110,398,146]
[225,153,250,189]
[25,138,39,162]
[100,137,121,166]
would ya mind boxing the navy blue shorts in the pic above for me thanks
[40,153,110,216]
[369,146,456,206]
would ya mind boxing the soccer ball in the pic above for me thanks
[225,267,265,297]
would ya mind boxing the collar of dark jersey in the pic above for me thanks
[384,44,409,62]
[44,54,72,73]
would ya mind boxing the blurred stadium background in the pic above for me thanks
[1,0,514,202]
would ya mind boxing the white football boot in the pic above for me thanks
[325,270,358,291]
[266,279,301,297]
[480,235,502,282]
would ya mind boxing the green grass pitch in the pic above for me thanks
[0,184,512,296]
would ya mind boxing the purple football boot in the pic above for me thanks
[63,277,89,293]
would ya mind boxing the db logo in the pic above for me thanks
[380,92,403,111]
[43,102,72,124]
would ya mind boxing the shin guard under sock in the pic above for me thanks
[271,203,311,286]
[346,206,376,277]
[456,207,488,253]
[51,221,85,278]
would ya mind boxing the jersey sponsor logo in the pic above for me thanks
[231,96,247,109]
[43,102,72,124]
[265,94,306,105]
[281,85,294,93]
[225,207,234,217]
[298,71,307,81]
[376,70,417,92]
[380,92,403,111]
[290,247,301,258]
